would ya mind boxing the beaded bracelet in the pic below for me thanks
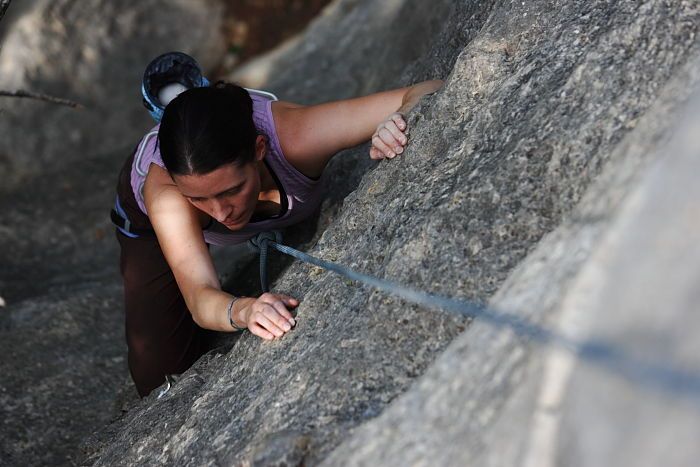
[227,297,245,331]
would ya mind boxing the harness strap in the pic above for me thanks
[111,195,155,238]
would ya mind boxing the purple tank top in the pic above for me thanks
[129,91,322,246]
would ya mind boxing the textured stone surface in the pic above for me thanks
[0,284,126,466]
[322,48,700,467]
[85,0,699,466]
[2,0,699,465]
[0,148,138,465]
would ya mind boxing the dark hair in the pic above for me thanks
[158,81,257,176]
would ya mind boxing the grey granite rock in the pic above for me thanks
[2,0,698,465]
[0,283,128,466]
[322,43,700,467]
[249,429,310,467]
[84,0,699,466]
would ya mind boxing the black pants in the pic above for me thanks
[115,151,214,397]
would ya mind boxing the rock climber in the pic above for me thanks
[111,52,442,397]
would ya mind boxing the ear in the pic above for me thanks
[254,135,266,161]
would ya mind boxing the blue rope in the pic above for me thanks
[248,233,700,405]
[249,231,283,293]
[268,240,557,343]
[259,241,269,293]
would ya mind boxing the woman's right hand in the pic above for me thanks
[243,293,299,340]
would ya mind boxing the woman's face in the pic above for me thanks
[172,137,266,230]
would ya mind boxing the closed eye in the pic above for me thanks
[183,182,244,202]
[217,187,240,198]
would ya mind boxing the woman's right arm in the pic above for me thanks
[143,164,297,339]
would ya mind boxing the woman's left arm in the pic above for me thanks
[274,80,443,178]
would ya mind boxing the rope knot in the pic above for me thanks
[247,230,283,253]
[248,231,283,293]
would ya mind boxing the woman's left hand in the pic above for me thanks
[370,112,408,160]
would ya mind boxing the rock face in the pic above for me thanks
[2,0,698,466]
[83,0,699,466]
[323,49,700,467]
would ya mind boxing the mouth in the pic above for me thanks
[222,211,247,227]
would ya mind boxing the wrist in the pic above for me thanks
[227,296,252,331]
[234,297,256,328]
[399,80,443,114]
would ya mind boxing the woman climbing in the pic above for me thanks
[112,52,442,397]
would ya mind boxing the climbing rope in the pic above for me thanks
[248,232,700,404]
[248,232,567,348]
[248,231,283,293]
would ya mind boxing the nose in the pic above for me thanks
[209,198,233,223]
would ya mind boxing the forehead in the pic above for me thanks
[173,163,252,198]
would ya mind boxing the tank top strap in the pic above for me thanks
[249,94,319,193]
